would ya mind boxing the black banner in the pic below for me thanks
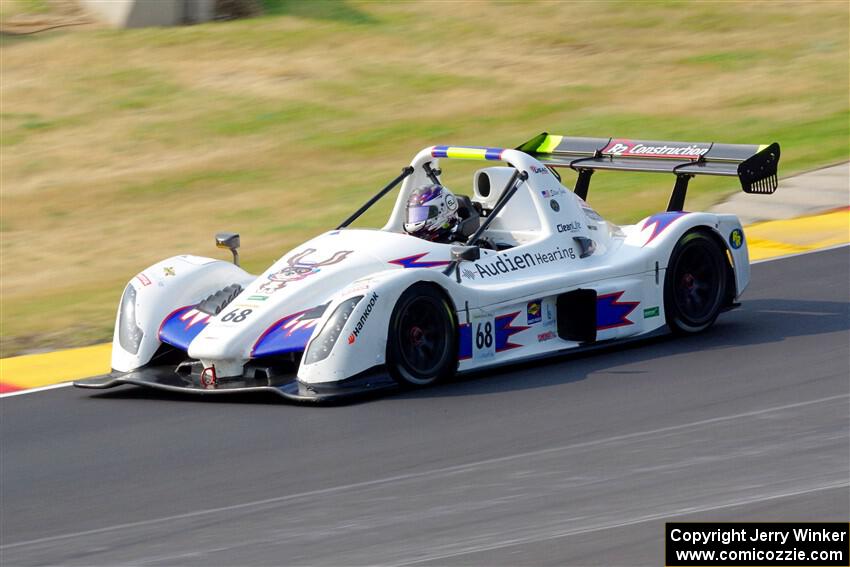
[666,522,849,566]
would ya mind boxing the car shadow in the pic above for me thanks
[393,297,850,400]
[89,387,290,405]
[87,297,848,405]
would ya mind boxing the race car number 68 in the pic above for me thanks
[472,314,495,359]
[221,308,253,323]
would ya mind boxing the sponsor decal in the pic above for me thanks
[597,292,639,330]
[458,312,530,359]
[247,295,268,301]
[550,200,560,212]
[471,314,495,359]
[461,267,477,280]
[540,187,567,199]
[472,246,576,279]
[163,266,176,277]
[445,193,458,211]
[603,139,710,159]
[527,299,542,325]
[135,273,152,286]
[389,252,451,269]
[729,228,744,249]
[641,211,689,247]
[347,292,379,344]
[556,221,582,233]
[530,165,548,174]
[537,330,556,342]
[257,248,353,295]
[643,306,660,318]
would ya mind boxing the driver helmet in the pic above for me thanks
[404,184,460,241]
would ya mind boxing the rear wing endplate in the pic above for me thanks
[517,133,780,211]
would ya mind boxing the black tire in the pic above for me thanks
[664,230,728,335]
[386,284,457,387]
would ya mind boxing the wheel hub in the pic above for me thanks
[409,326,425,346]
[669,236,726,329]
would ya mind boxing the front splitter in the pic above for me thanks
[74,366,398,403]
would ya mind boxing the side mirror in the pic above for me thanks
[216,232,240,266]
[451,246,480,262]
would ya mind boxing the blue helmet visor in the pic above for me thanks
[407,205,438,223]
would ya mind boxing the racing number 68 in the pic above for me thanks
[475,321,493,349]
[221,308,253,323]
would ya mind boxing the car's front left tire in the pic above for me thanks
[386,284,457,387]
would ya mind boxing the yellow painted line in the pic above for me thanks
[0,210,846,394]
[746,238,809,261]
[0,343,111,390]
[745,208,850,261]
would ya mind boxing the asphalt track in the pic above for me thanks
[2,248,848,566]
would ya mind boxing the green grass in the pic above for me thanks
[0,0,49,18]
[1,0,848,355]
[261,0,378,24]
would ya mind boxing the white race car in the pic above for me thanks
[75,133,780,401]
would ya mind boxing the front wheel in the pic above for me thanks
[386,284,457,387]
[664,231,728,335]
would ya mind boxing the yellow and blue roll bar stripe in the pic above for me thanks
[431,145,506,161]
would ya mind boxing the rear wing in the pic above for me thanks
[517,133,780,211]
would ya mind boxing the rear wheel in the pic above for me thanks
[664,231,727,334]
[386,284,456,387]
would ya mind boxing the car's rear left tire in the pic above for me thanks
[386,284,457,387]
[664,230,728,335]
